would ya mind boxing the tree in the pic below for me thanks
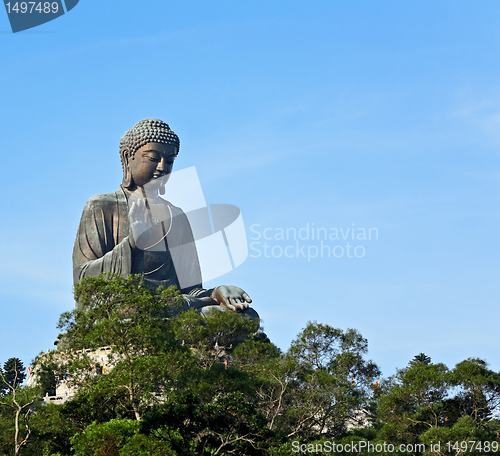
[141,391,273,455]
[377,361,450,447]
[34,274,274,455]
[70,419,176,456]
[409,353,432,366]
[19,402,77,456]
[0,358,26,396]
[0,358,38,456]
[142,302,275,455]
[35,274,188,423]
[450,358,500,426]
[377,357,500,455]
[27,274,500,455]
[170,305,262,370]
[255,322,380,440]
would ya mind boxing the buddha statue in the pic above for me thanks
[72,119,257,318]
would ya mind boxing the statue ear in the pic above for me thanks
[120,148,133,188]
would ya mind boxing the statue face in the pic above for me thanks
[128,142,177,190]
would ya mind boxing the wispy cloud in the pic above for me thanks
[452,88,500,147]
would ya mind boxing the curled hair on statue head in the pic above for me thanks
[119,118,180,160]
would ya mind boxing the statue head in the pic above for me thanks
[119,119,180,193]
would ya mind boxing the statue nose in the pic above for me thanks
[157,158,166,172]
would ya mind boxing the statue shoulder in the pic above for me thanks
[167,201,187,217]
[82,189,126,212]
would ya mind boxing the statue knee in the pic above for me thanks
[199,305,259,321]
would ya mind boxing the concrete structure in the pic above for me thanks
[26,346,116,405]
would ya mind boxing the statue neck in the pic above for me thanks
[121,184,161,201]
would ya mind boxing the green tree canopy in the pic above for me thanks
[0,358,26,396]
[377,357,500,454]
[409,353,432,366]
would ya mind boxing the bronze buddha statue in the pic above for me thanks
[73,119,257,318]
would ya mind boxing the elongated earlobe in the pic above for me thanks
[120,148,133,188]
[159,185,165,195]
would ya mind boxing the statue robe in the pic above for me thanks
[72,185,211,310]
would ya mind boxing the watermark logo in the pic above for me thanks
[291,440,499,454]
[249,223,378,261]
[3,0,79,33]
[130,166,248,287]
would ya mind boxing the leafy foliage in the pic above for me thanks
[409,353,432,366]
[0,358,26,396]
[0,357,42,456]
[3,274,499,455]
[256,322,380,440]
[377,357,500,454]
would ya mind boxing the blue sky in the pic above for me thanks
[1,1,499,378]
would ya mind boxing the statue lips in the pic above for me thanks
[140,173,171,200]
[151,173,170,188]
